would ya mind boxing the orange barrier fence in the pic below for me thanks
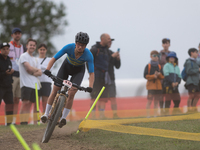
[0,95,198,125]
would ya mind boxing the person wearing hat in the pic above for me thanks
[8,27,25,124]
[0,42,14,126]
[163,51,181,115]
[89,33,119,119]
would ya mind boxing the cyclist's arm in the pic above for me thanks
[46,57,56,70]
[89,72,94,88]
[86,50,94,87]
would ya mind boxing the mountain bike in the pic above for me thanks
[42,73,92,143]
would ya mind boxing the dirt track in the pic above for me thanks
[0,122,97,150]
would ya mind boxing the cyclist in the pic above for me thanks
[41,32,94,128]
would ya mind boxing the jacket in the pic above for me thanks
[108,50,121,81]
[163,62,181,87]
[90,42,110,79]
[159,50,171,68]
[0,54,13,88]
[144,63,164,90]
[184,58,199,86]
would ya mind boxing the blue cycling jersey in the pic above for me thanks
[54,43,94,73]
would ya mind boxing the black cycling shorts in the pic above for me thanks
[55,59,85,87]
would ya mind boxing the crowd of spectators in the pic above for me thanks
[0,28,52,125]
[144,38,200,117]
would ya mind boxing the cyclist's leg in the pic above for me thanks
[59,65,85,123]
[41,85,61,122]
[42,60,68,122]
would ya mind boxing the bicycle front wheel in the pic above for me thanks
[42,95,65,143]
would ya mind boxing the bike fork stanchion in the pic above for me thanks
[76,86,105,134]
[35,83,40,125]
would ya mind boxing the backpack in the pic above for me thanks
[181,60,193,81]
[148,63,161,74]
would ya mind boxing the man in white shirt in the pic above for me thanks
[18,38,42,125]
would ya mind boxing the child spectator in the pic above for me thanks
[144,50,164,117]
[163,52,181,115]
[184,48,200,112]
[159,38,171,114]
[9,28,25,125]
[0,42,14,126]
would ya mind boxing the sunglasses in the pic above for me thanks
[152,54,159,57]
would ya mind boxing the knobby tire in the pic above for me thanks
[42,96,65,143]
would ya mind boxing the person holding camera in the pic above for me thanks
[163,52,181,115]
[144,50,164,117]
[0,42,14,126]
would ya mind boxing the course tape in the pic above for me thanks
[79,113,200,141]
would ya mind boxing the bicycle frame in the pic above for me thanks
[48,80,72,119]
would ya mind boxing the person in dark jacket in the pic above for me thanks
[144,50,164,117]
[90,33,115,119]
[184,48,200,112]
[106,40,121,118]
[163,52,181,115]
[0,42,14,126]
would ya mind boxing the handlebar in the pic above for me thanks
[48,73,92,93]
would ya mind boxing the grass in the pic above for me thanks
[71,119,200,150]
[1,119,200,150]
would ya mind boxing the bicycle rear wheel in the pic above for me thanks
[42,96,65,143]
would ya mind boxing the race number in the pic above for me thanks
[63,80,72,88]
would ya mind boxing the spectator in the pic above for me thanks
[8,28,25,124]
[90,33,116,119]
[106,40,121,118]
[0,42,14,126]
[37,44,52,113]
[195,43,200,100]
[144,50,164,117]
[163,52,181,115]
[41,32,94,128]
[184,48,200,112]
[18,39,42,125]
[159,38,171,114]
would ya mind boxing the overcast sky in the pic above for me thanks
[51,0,200,80]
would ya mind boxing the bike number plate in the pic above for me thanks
[63,80,72,88]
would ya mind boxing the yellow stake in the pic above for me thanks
[35,83,40,125]
[76,86,105,134]
[10,124,31,150]
[32,143,42,150]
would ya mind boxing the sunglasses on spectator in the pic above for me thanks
[152,54,159,57]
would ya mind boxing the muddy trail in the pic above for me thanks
[0,122,97,150]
